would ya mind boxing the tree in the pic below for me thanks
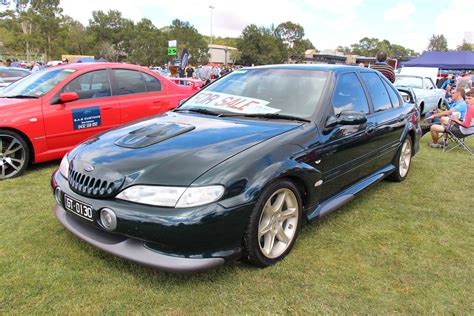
[127,18,167,66]
[427,34,448,52]
[457,40,473,52]
[275,21,309,62]
[167,19,209,65]
[237,24,286,65]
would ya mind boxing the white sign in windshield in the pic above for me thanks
[185,91,280,114]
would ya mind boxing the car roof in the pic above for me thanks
[53,62,149,71]
[244,64,379,73]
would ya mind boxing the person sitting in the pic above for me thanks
[428,89,472,148]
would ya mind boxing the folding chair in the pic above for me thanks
[443,121,474,155]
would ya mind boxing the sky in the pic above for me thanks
[55,0,471,53]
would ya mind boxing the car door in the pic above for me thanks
[111,69,172,123]
[318,72,376,200]
[359,72,406,170]
[423,77,439,109]
[43,69,121,151]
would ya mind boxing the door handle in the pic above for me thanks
[153,100,162,104]
[366,127,375,134]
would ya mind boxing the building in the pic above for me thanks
[304,49,347,65]
[208,44,238,66]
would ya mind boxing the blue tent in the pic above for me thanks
[401,51,474,70]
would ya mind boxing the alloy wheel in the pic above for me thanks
[0,134,27,179]
[399,138,412,178]
[257,188,299,259]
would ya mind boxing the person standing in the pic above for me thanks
[369,51,395,83]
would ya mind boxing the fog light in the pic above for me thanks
[54,186,62,205]
[100,208,117,231]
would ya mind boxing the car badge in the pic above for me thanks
[84,164,94,172]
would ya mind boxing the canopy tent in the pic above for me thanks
[401,51,474,70]
[72,57,95,63]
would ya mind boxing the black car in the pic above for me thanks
[51,65,421,272]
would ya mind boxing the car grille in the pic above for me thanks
[68,163,125,198]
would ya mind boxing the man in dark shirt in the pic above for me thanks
[369,51,395,83]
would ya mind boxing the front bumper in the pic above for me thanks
[54,204,224,272]
[51,170,255,272]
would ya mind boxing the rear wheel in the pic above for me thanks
[388,137,412,182]
[243,180,302,267]
[0,130,30,179]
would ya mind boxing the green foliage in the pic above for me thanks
[457,40,473,52]
[237,24,286,65]
[167,19,209,65]
[0,136,473,313]
[349,37,418,59]
[427,34,448,52]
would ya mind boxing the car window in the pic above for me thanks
[382,80,401,107]
[423,78,434,89]
[142,72,162,92]
[63,70,111,100]
[0,68,75,97]
[361,72,392,112]
[113,69,147,95]
[182,68,329,118]
[395,76,423,89]
[332,73,370,115]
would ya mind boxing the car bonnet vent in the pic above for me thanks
[115,122,195,148]
[68,161,125,198]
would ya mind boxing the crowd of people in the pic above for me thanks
[424,84,474,149]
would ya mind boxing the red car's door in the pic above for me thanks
[111,69,174,123]
[42,69,121,152]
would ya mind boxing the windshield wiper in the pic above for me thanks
[1,95,39,99]
[173,108,221,116]
[221,113,311,122]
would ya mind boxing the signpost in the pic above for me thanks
[167,48,177,56]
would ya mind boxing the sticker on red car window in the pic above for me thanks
[72,107,101,130]
[186,91,280,114]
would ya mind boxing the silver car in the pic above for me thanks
[0,67,31,88]
[394,75,445,114]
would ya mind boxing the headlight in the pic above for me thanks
[116,185,225,208]
[59,154,69,179]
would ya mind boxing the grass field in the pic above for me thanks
[1,135,473,314]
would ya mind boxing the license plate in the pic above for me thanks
[64,194,93,221]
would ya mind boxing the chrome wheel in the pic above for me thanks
[399,138,412,178]
[0,133,27,179]
[258,188,299,259]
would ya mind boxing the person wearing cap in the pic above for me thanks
[369,51,395,83]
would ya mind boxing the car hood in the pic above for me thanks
[0,97,33,107]
[70,112,302,187]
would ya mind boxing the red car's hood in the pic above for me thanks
[0,97,35,108]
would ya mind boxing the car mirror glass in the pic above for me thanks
[338,111,367,125]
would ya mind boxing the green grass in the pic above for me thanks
[1,136,473,314]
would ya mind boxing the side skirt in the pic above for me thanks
[306,164,395,221]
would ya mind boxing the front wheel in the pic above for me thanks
[388,137,412,182]
[0,130,30,179]
[243,180,302,267]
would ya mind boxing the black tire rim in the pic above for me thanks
[0,134,26,179]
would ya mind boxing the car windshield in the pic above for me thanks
[0,68,76,98]
[395,76,423,89]
[180,68,329,119]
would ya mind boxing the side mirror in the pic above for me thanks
[59,92,79,103]
[325,111,367,128]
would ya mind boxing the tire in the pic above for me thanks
[0,130,30,179]
[388,137,412,182]
[242,179,302,267]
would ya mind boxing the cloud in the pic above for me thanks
[434,0,473,49]
[384,2,416,22]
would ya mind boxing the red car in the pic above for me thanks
[0,62,197,179]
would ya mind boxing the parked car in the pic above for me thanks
[0,66,30,88]
[51,65,421,272]
[394,75,445,114]
[0,62,198,179]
